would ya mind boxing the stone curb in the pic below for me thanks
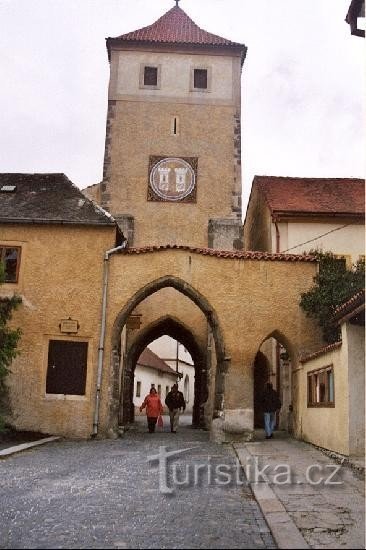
[0,436,61,458]
[233,445,309,550]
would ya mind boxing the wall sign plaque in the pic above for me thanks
[59,318,79,334]
[126,315,142,330]
[148,156,198,202]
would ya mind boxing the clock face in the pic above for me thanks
[149,158,196,202]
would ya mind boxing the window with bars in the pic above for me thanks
[46,340,88,395]
[0,246,21,283]
[307,365,335,407]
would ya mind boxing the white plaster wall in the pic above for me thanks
[133,364,176,411]
[116,51,233,101]
[276,221,365,263]
[149,335,195,413]
[298,346,350,455]
[343,323,365,456]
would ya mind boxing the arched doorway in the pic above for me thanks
[120,316,207,428]
[109,276,226,433]
[253,332,294,434]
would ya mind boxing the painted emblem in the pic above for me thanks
[150,158,196,201]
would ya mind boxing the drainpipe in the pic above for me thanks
[274,218,280,253]
[93,239,127,436]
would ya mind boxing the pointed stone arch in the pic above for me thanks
[122,315,207,426]
[109,276,227,430]
[254,329,297,434]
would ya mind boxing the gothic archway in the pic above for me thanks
[109,276,227,431]
[121,316,206,427]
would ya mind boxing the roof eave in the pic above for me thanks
[271,211,365,221]
[106,37,247,64]
[0,217,116,227]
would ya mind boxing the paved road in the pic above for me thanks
[0,420,275,549]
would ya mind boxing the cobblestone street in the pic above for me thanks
[0,420,275,549]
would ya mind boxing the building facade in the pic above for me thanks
[1,4,329,444]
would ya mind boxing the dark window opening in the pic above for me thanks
[173,117,177,135]
[144,66,158,86]
[136,381,141,397]
[194,69,208,89]
[46,340,88,395]
[0,246,21,283]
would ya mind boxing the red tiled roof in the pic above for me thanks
[332,289,365,323]
[254,176,365,219]
[107,6,246,58]
[137,348,177,376]
[122,244,317,262]
[300,341,342,363]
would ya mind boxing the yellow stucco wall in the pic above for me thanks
[99,249,321,435]
[104,101,240,247]
[1,224,116,438]
[2,225,322,439]
[298,346,349,455]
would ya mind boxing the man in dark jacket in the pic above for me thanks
[262,382,281,439]
[165,383,186,433]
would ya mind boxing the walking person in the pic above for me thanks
[165,383,186,433]
[140,387,163,433]
[261,382,281,439]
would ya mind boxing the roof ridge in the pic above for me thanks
[107,4,245,53]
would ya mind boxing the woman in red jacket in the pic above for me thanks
[140,387,164,433]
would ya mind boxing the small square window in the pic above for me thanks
[0,246,21,283]
[144,66,158,86]
[194,69,208,89]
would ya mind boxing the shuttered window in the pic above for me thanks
[46,340,88,395]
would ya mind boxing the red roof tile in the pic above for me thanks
[122,244,317,262]
[300,341,342,363]
[107,6,246,58]
[254,176,365,219]
[137,348,177,376]
[332,289,365,324]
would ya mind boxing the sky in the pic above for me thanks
[0,0,364,215]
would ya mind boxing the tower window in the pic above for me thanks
[194,69,208,89]
[171,116,180,136]
[144,66,158,86]
[140,64,161,90]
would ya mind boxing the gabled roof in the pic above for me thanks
[0,173,117,227]
[252,176,365,220]
[107,5,246,62]
[137,348,177,376]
